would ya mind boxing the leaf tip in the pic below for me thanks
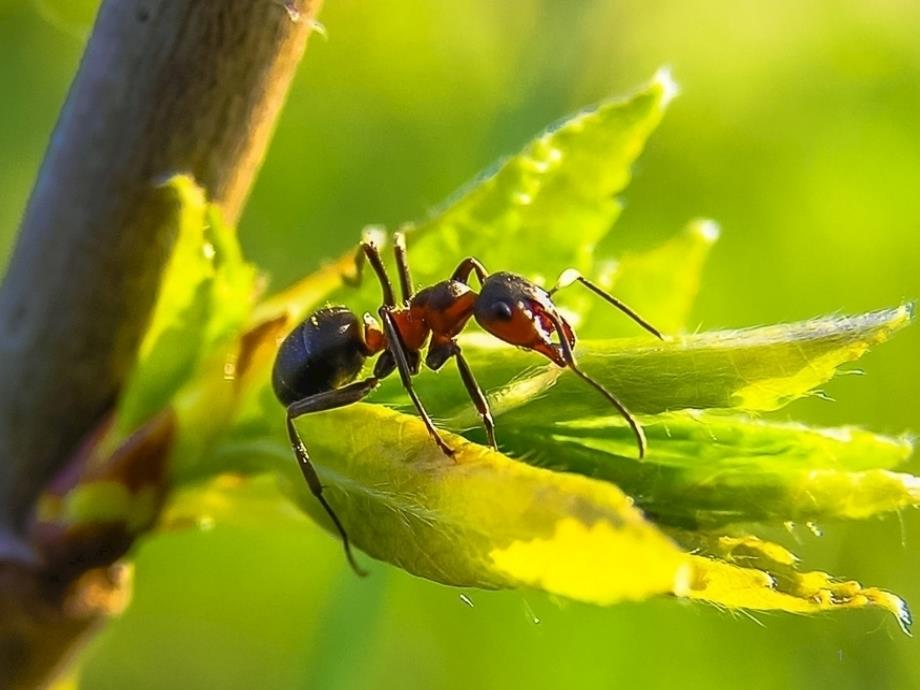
[151,173,207,216]
[687,218,721,244]
[153,171,198,194]
[652,66,680,107]
[883,301,916,336]
[895,596,913,636]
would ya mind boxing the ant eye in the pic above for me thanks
[492,301,514,321]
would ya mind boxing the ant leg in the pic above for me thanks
[544,311,647,460]
[453,344,497,450]
[450,257,489,286]
[341,242,367,288]
[379,308,454,457]
[393,231,414,302]
[359,241,396,307]
[549,269,663,340]
[286,377,381,576]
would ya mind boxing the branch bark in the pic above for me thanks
[0,1,322,686]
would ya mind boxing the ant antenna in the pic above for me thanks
[550,269,663,340]
[544,311,648,459]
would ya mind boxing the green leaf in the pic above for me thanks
[202,297,916,612]
[414,68,676,277]
[152,75,916,630]
[371,304,913,425]
[577,218,720,337]
[334,69,677,315]
[208,399,913,625]
[116,176,256,435]
[221,403,689,603]
[496,411,916,528]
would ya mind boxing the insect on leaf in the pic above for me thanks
[373,304,913,424]
[146,74,916,632]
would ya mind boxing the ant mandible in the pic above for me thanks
[272,233,663,575]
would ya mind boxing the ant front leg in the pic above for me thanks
[286,377,381,576]
[379,308,454,457]
[542,310,647,459]
[427,338,497,450]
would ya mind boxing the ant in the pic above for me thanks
[272,233,663,575]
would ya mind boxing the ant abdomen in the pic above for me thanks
[272,306,368,405]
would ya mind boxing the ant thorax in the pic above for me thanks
[408,279,477,340]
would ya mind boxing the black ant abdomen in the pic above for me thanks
[272,306,369,406]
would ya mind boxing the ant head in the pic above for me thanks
[473,272,575,367]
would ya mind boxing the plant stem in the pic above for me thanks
[0,1,322,686]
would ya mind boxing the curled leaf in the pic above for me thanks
[675,533,912,634]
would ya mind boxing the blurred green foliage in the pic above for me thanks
[2,1,919,689]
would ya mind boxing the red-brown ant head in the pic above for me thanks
[473,272,575,367]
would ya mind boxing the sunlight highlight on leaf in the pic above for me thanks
[489,517,688,604]
[410,69,675,280]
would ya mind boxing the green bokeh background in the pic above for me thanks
[2,1,919,688]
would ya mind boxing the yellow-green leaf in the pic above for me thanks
[675,532,911,633]
[378,304,914,423]
[576,219,720,337]
[497,411,916,528]
[116,176,256,435]
[216,402,687,603]
[332,69,677,316]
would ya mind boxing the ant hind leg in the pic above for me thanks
[286,377,381,576]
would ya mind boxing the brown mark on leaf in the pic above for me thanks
[234,314,290,388]
[29,410,176,578]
